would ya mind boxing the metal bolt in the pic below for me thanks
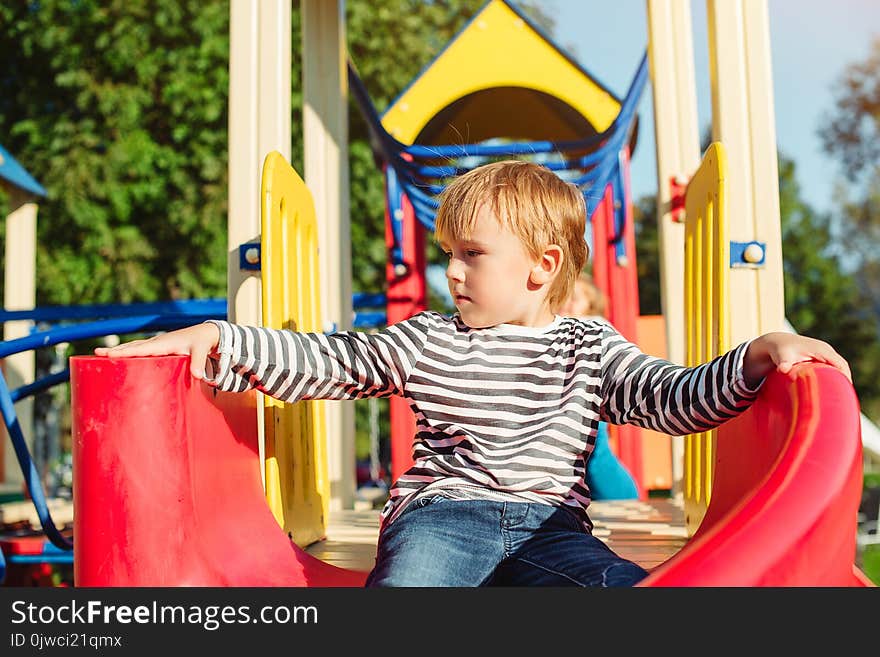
[743,243,764,264]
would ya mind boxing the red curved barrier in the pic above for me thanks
[641,363,871,586]
[72,355,870,586]
[71,354,367,586]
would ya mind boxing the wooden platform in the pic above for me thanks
[0,497,687,576]
[305,497,688,573]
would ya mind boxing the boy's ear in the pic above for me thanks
[530,244,564,286]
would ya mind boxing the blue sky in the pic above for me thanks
[540,0,880,215]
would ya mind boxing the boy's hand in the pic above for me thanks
[94,322,221,380]
[742,332,852,388]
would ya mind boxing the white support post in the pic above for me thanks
[2,189,37,488]
[228,0,292,481]
[646,0,701,495]
[706,0,785,343]
[228,0,291,327]
[302,0,355,510]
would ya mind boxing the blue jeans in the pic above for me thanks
[365,497,648,587]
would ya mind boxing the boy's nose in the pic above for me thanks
[446,260,464,282]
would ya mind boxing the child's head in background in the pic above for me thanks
[559,271,607,319]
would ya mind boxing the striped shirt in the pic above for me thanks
[207,312,760,532]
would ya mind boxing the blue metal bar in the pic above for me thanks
[399,180,440,211]
[386,166,405,266]
[10,370,70,403]
[0,372,72,551]
[353,311,386,329]
[0,314,222,359]
[352,292,387,309]
[2,295,394,325]
[0,298,227,323]
[5,554,74,564]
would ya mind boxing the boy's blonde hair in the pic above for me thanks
[434,160,589,310]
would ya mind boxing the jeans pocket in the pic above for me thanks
[418,494,448,508]
[394,493,447,522]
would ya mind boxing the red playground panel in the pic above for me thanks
[70,354,871,586]
[71,354,366,587]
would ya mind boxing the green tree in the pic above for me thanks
[820,37,880,182]
[819,36,880,347]
[633,194,661,315]
[0,0,230,305]
[777,154,880,420]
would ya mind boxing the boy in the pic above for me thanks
[96,160,851,587]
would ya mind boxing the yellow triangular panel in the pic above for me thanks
[381,0,620,144]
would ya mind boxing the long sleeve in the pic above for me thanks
[599,323,761,435]
[203,313,430,403]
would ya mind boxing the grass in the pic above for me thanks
[860,545,880,585]
[859,473,880,585]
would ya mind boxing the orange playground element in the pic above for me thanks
[636,314,673,491]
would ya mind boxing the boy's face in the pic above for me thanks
[439,203,549,328]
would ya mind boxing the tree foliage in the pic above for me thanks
[776,154,880,419]
[0,0,230,305]
[821,44,880,272]
[0,1,505,307]
[816,37,880,419]
[821,37,880,182]
[818,37,880,331]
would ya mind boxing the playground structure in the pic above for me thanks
[1,0,876,585]
[70,148,869,586]
[219,0,796,517]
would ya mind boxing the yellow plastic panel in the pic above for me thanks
[682,142,729,535]
[260,151,329,547]
[381,0,619,144]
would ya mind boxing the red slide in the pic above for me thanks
[71,356,871,586]
[641,363,872,586]
[72,354,366,586]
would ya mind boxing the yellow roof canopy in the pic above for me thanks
[381,0,626,148]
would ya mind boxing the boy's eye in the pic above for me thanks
[466,250,481,257]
